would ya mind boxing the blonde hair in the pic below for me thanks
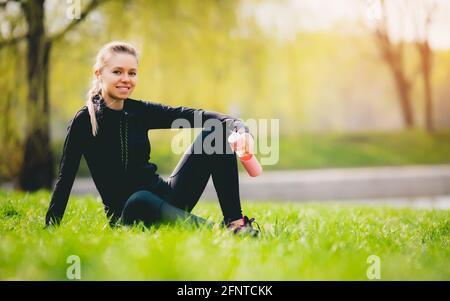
[86,41,139,136]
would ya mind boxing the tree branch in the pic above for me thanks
[423,1,436,41]
[0,0,26,48]
[0,33,27,48]
[0,0,25,9]
[48,0,107,43]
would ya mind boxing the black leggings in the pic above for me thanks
[120,123,243,227]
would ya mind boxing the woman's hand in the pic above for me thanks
[232,120,254,153]
[241,132,254,155]
[231,119,250,135]
[228,130,254,156]
[225,118,254,155]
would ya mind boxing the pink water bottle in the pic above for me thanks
[228,131,263,177]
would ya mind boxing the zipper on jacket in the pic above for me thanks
[119,116,128,172]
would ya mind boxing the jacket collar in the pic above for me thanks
[95,97,134,120]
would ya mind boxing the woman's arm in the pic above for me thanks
[140,100,245,131]
[45,111,85,226]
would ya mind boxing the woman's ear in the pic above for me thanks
[95,69,101,80]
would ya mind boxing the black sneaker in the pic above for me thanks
[226,216,261,237]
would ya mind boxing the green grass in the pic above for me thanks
[1,189,449,280]
[53,130,450,177]
[275,130,450,170]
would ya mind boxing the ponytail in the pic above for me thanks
[86,77,102,137]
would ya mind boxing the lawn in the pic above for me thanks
[0,190,449,280]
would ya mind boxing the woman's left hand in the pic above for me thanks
[233,119,250,134]
[242,132,254,155]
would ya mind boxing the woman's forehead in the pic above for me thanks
[105,52,138,69]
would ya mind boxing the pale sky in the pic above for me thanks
[240,0,450,50]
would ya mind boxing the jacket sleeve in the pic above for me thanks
[45,112,85,226]
[140,100,240,130]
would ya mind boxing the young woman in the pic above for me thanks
[45,41,259,236]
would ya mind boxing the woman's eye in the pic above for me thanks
[113,70,121,74]
[129,72,137,76]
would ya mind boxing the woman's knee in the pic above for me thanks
[121,190,165,226]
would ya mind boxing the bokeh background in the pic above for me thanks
[1,0,450,281]
[0,0,449,190]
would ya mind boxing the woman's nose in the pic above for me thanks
[121,74,130,82]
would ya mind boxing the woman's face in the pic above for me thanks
[97,52,138,100]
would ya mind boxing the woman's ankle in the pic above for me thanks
[228,218,244,227]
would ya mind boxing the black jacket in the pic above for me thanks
[45,98,237,226]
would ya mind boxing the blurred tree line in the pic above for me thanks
[1,0,449,190]
[372,0,438,132]
[0,0,106,190]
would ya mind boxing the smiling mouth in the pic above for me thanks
[116,86,131,91]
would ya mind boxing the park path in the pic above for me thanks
[66,164,450,208]
[2,165,450,209]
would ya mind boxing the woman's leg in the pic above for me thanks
[155,123,243,225]
[121,190,211,227]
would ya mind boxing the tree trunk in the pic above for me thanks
[17,0,54,191]
[418,42,434,132]
[393,69,415,129]
[376,38,415,129]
